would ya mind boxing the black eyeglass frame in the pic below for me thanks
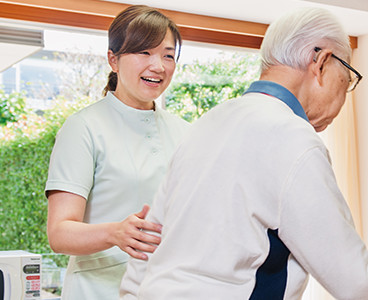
[314,47,362,92]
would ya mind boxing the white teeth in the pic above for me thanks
[142,77,161,83]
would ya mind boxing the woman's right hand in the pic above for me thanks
[113,204,162,260]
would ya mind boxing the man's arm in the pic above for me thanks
[279,147,368,299]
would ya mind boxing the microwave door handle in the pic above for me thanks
[0,268,11,300]
[5,271,10,300]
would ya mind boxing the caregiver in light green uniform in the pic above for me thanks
[45,5,189,299]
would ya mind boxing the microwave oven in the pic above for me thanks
[0,250,41,300]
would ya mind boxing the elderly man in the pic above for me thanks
[120,7,368,300]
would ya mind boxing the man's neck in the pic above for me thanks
[260,65,310,113]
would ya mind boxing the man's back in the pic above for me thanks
[122,91,354,299]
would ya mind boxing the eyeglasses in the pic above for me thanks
[314,47,362,92]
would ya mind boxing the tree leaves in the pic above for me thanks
[165,52,261,122]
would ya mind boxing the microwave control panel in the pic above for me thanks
[22,256,41,299]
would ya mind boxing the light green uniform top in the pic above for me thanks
[45,91,189,299]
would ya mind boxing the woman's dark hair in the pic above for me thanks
[103,5,182,96]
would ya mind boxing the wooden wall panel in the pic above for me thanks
[0,0,358,49]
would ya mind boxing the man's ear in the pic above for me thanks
[311,49,332,85]
[108,50,118,72]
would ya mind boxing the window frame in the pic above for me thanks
[0,0,358,49]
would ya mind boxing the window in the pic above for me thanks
[1,29,261,119]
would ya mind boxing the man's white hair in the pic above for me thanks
[260,7,351,72]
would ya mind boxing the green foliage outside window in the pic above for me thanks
[0,50,108,274]
[166,52,260,122]
[0,126,56,253]
[0,98,92,271]
[0,89,27,125]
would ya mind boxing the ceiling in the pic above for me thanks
[104,0,368,37]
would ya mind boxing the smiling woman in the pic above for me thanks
[45,5,189,300]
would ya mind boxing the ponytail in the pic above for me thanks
[103,71,118,96]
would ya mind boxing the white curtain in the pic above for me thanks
[302,92,363,300]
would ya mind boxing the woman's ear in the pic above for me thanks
[108,50,118,72]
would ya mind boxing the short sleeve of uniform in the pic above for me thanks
[45,113,95,199]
